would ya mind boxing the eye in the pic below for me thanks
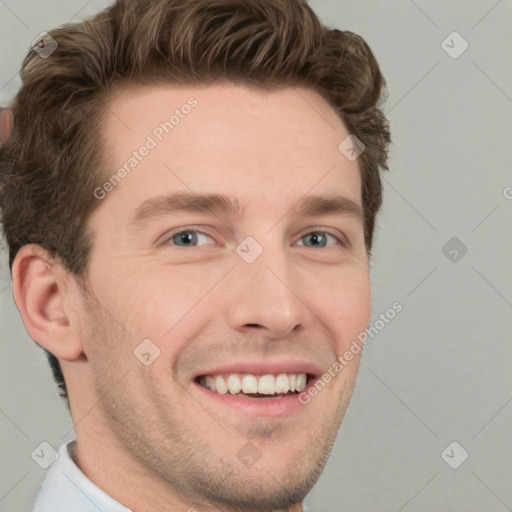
[296,230,345,249]
[163,228,346,250]
[165,229,215,248]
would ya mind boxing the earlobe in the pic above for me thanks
[11,244,84,361]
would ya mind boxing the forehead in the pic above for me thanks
[97,82,362,218]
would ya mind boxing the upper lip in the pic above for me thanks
[194,359,323,379]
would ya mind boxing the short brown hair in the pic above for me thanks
[0,0,391,401]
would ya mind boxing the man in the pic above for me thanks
[0,0,391,510]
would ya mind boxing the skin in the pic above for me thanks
[13,83,372,512]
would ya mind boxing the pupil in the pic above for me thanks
[309,232,325,247]
[177,232,195,245]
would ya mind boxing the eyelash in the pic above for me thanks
[163,227,347,250]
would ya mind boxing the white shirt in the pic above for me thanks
[33,440,313,512]
[32,440,132,512]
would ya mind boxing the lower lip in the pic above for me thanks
[193,379,316,418]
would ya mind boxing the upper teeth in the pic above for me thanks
[201,373,308,395]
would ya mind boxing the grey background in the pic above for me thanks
[1,0,511,511]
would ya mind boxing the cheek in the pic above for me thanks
[94,262,172,331]
[112,273,210,365]
[325,269,372,350]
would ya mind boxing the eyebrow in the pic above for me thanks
[128,191,363,232]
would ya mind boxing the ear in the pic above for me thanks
[11,244,84,361]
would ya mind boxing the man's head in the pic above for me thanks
[0,0,390,509]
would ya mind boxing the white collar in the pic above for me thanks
[32,440,132,512]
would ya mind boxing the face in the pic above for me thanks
[70,82,372,510]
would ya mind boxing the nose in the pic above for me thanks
[226,236,312,340]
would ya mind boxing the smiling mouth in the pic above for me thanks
[195,372,313,398]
